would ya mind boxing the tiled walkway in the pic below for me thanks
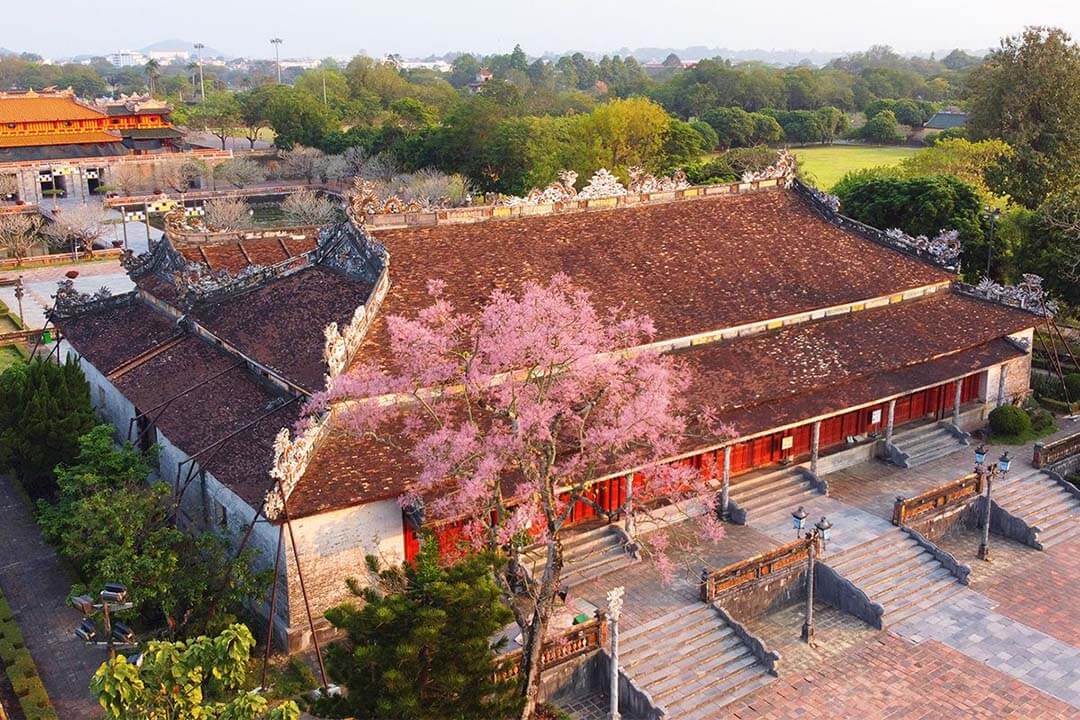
[0,474,104,719]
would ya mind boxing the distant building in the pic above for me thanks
[0,88,194,202]
[924,110,968,131]
[468,68,494,93]
[146,49,191,64]
[106,50,148,68]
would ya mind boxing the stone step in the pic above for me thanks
[842,549,936,590]
[747,485,821,519]
[731,473,809,506]
[1009,492,1078,522]
[561,552,636,588]
[998,483,1074,511]
[891,421,947,443]
[827,535,921,574]
[621,603,716,647]
[885,578,969,626]
[634,637,749,691]
[649,650,758,701]
[905,444,964,467]
[728,466,805,494]
[1034,511,1080,536]
[874,566,954,608]
[654,656,764,713]
[903,432,963,456]
[623,625,738,677]
[1039,522,1080,547]
[668,672,775,720]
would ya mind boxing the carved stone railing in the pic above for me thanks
[892,473,983,527]
[493,611,608,684]
[1034,430,1080,469]
[700,537,814,603]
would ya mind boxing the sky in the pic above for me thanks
[4,0,1080,60]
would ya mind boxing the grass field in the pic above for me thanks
[792,145,919,191]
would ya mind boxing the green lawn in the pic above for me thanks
[792,145,919,191]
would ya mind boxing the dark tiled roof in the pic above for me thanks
[56,297,181,374]
[355,188,951,372]
[288,290,1035,518]
[191,266,372,392]
[178,234,317,274]
[925,111,968,130]
[111,334,298,507]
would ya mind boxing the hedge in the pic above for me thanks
[0,589,58,720]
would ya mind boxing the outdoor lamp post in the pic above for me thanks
[800,514,832,646]
[607,586,625,720]
[270,38,284,84]
[976,446,1012,561]
[70,582,136,660]
[792,505,807,540]
[13,277,23,327]
[194,43,206,101]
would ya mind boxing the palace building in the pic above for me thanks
[53,169,1040,650]
[0,88,190,203]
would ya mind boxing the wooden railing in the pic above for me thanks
[1034,430,1080,469]
[892,473,983,526]
[699,537,814,603]
[493,611,607,683]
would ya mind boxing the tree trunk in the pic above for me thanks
[518,538,563,720]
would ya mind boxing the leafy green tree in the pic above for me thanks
[967,27,1080,207]
[236,86,275,149]
[688,120,719,151]
[37,426,268,637]
[0,358,95,498]
[834,175,986,276]
[897,138,1013,200]
[450,54,482,88]
[183,92,243,150]
[701,107,755,149]
[662,119,707,169]
[319,541,518,720]
[91,624,300,720]
[858,109,905,144]
[584,97,672,172]
[264,86,337,150]
[1028,187,1080,305]
[815,106,848,143]
[750,113,784,144]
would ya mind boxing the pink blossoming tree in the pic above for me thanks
[314,274,731,719]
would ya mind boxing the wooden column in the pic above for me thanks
[997,364,1009,407]
[623,474,635,537]
[721,446,732,520]
[953,380,963,424]
[885,399,896,444]
[810,420,821,476]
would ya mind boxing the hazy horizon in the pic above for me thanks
[3,0,1079,60]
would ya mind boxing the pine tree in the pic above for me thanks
[320,540,519,720]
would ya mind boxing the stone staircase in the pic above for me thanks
[620,603,773,718]
[993,470,1080,548]
[825,527,966,626]
[889,422,967,468]
[524,525,636,589]
[728,466,822,525]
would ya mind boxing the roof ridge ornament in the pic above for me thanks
[741,149,798,187]
[960,273,1058,317]
[50,279,127,319]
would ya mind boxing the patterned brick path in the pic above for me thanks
[0,474,104,719]
[721,633,1078,719]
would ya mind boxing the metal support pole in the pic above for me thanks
[260,524,285,689]
[885,399,896,444]
[282,496,329,689]
[997,364,1009,407]
[720,446,732,520]
[801,537,816,645]
[120,206,129,250]
[810,421,821,476]
[102,599,115,660]
[953,380,963,425]
[978,469,994,561]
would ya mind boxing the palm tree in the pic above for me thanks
[144,59,161,96]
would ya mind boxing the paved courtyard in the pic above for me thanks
[558,418,1080,718]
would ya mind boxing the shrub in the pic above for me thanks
[1065,373,1080,400]
[989,404,1031,436]
[685,157,737,185]
[1030,407,1055,432]
[0,638,16,664]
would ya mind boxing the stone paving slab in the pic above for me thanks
[742,601,878,676]
[894,589,1080,710]
[721,633,1077,719]
[753,497,894,554]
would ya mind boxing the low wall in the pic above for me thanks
[903,526,970,585]
[713,604,781,675]
[815,562,884,630]
[713,564,807,620]
[1035,430,1080,470]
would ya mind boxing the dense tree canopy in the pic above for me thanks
[967,27,1080,208]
